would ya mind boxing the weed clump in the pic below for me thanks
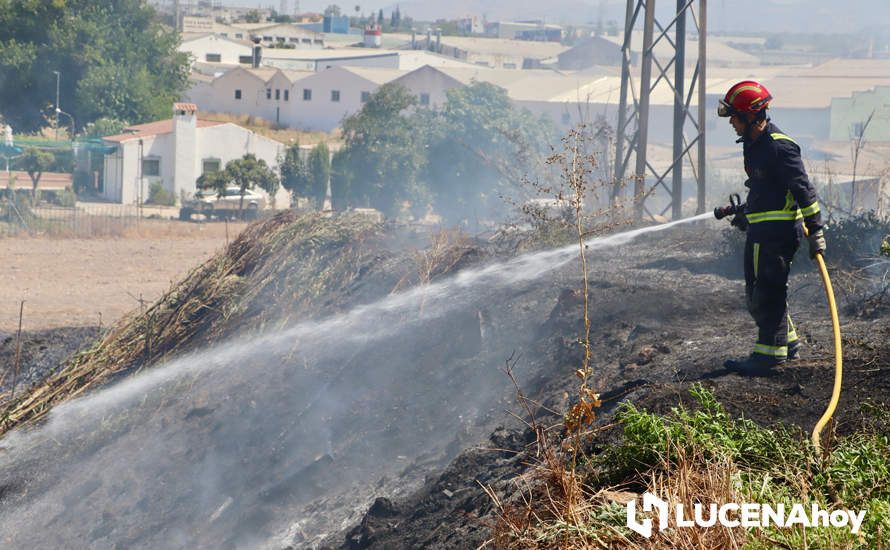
[824,211,890,270]
[493,384,890,548]
[597,384,807,485]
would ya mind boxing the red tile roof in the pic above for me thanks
[103,119,226,143]
[174,102,198,112]
[6,171,73,190]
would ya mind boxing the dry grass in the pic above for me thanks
[0,211,383,436]
[1,217,250,240]
[390,228,473,315]
[486,435,757,549]
[117,219,250,239]
[198,111,338,146]
[627,445,749,549]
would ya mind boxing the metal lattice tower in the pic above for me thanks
[613,0,708,220]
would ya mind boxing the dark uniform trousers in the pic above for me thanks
[744,237,800,358]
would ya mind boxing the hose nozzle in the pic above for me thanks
[714,193,743,220]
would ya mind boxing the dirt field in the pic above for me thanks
[0,220,247,332]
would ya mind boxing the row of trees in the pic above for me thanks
[0,0,190,133]
[231,82,553,224]
[281,142,331,210]
[328,82,556,224]
[321,4,413,32]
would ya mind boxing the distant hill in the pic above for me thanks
[382,0,613,25]
[380,0,890,33]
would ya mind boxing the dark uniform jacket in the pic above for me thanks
[742,122,822,243]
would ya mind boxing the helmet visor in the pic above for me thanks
[717,99,733,118]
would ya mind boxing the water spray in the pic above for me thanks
[0,212,718,548]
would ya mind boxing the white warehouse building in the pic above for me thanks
[102,103,285,205]
[186,66,313,126]
[178,34,254,66]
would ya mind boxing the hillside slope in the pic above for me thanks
[1,212,888,548]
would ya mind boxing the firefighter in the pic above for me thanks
[718,80,826,375]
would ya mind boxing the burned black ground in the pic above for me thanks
[0,326,100,394]
[2,216,888,549]
[334,224,890,549]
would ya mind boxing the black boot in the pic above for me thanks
[724,353,785,376]
[787,341,801,360]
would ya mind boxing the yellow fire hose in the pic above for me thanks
[808,229,843,455]
[714,200,842,453]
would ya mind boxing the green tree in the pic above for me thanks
[307,142,331,209]
[0,0,190,132]
[196,169,229,195]
[324,5,342,17]
[20,147,55,204]
[280,141,311,206]
[197,154,279,216]
[336,83,428,217]
[83,117,129,139]
[244,10,262,23]
[424,81,555,223]
[228,154,279,213]
[330,148,352,211]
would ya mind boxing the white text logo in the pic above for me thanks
[626,493,866,538]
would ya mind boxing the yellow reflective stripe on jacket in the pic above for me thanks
[746,209,804,223]
[771,132,797,144]
[754,343,788,357]
[800,201,820,217]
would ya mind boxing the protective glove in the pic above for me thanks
[808,229,826,259]
[730,212,748,232]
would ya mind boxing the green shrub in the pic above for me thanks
[713,226,746,269]
[56,187,76,207]
[825,211,890,269]
[596,384,808,484]
[714,211,890,275]
[147,181,175,206]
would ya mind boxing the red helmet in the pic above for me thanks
[718,80,772,118]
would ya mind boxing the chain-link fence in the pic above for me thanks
[0,198,176,238]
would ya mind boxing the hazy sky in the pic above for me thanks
[222,0,889,33]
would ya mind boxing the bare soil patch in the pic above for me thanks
[0,221,245,332]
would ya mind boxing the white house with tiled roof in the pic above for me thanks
[101,103,284,205]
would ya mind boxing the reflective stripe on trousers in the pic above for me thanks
[745,238,799,358]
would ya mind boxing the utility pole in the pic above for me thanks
[613,0,708,220]
[138,138,144,222]
[4,124,13,175]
